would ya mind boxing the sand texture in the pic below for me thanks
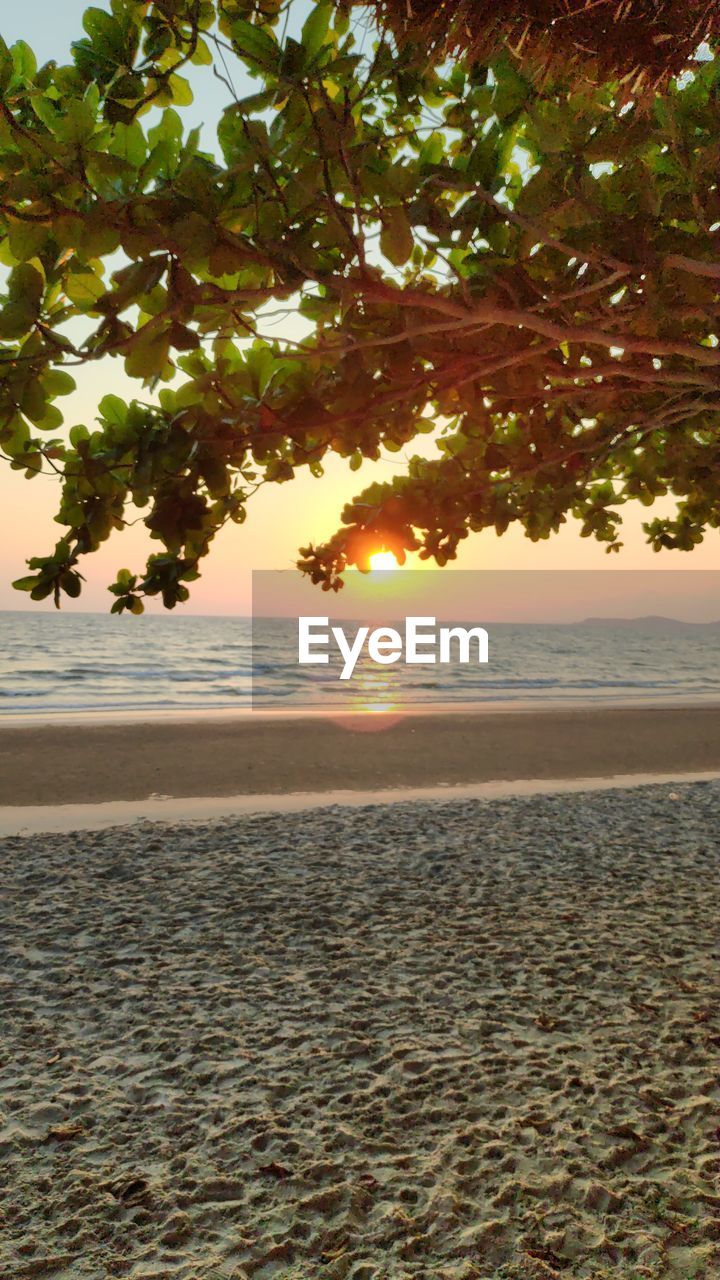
[1,782,719,1279]
[2,705,720,806]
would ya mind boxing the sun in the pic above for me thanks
[369,551,399,571]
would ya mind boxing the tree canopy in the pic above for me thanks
[0,0,718,608]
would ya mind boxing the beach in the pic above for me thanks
[2,704,720,806]
[2,0,720,1271]
[1,781,719,1279]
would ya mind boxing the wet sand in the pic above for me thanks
[1,704,720,806]
[1,782,719,1278]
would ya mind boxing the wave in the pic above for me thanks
[2,610,719,716]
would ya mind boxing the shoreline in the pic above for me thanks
[2,703,720,810]
[2,769,720,837]
[1,692,720,726]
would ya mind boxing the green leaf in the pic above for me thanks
[69,425,90,448]
[230,20,280,73]
[43,370,76,397]
[33,403,64,431]
[12,575,40,592]
[0,263,44,338]
[301,3,332,61]
[10,39,36,85]
[148,107,183,147]
[60,571,82,598]
[492,56,530,122]
[7,220,47,262]
[380,207,414,267]
[169,74,193,107]
[419,132,445,167]
[55,98,97,145]
[81,7,127,61]
[2,414,30,457]
[125,330,171,378]
[66,271,106,309]
[10,261,45,306]
[99,394,127,425]
[246,343,275,396]
[110,121,147,168]
[191,37,213,67]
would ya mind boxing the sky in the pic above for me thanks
[255,570,720,624]
[1,2,718,616]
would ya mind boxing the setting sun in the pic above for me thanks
[369,551,399,571]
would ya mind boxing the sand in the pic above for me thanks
[1,781,719,1279]
[1,705,720,806]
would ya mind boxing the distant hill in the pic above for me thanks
[578,615,720,630]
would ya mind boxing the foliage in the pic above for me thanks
[0,0,718,607]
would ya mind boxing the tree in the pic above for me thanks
[0,0,718,609]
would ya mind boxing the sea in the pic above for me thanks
[1,610,719,717]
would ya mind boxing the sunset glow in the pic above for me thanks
[369,551,399,571]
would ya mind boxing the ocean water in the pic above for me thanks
[1,610,720,716]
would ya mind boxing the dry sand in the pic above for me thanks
[1,705,720,805]
[1,781,719,1279]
